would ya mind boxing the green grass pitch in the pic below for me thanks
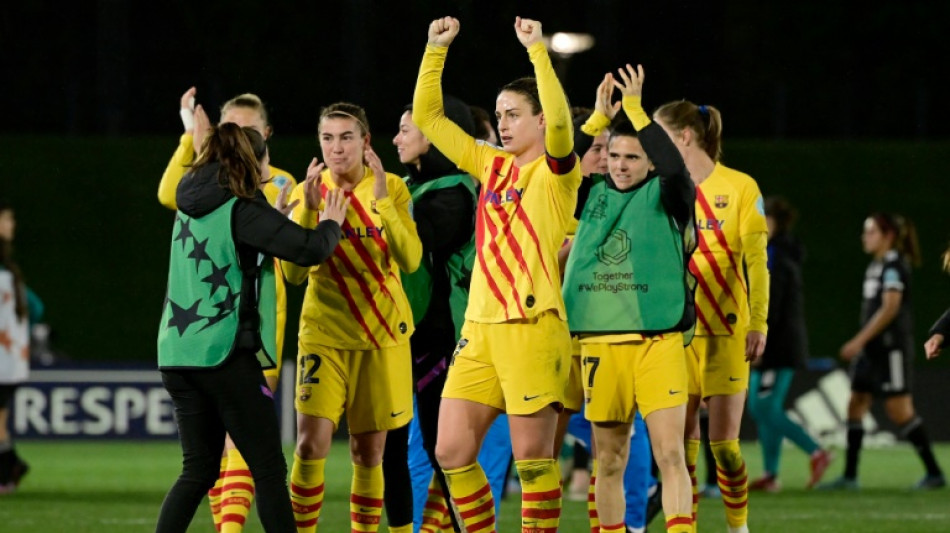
[1,441,948,532]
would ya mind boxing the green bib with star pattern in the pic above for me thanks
[562,175,688,335]
[158,198,277,369]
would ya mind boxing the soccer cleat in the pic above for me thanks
[912,474,947,490]
[807,450,832,489]
[8,459,28,488]
[818,476,859,491]
[748,474,781,493]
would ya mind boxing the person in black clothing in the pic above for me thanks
[821,213,945,491]
[924,244,950,360]
[746,197,831,493]
[156,124,347,533]
[382,95,479,532]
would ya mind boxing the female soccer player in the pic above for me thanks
[0,201,41,494]
[822,213,945,490]
[653,100,769,533]
[924,244,950,360]
[562,64,696,533]
[412,16,581,532]
[282,102,421,533]
[747,197,831,492]
[157,88,299,532]
[156,124,346,533]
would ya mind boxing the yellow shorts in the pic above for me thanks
[582,333,688,423]
[294,340,413,434]
[685,334,749,399]
[563,354,584,413]
[442,311,572,416]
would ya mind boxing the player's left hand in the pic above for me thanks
[275,179,299,216]
[365,146,388,200]
[745,331,766,362]
[514,17,542,48]
[613,63,645,98]
[924,333,943,360]
[839,338,863,361]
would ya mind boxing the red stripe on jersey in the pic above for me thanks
[693,303,714,333]
[695,230,739,307]
[340,219,395,302]
[491,198,534,286]
[459,498,495,519]
[483,209,526,318]
[334,248,397,342]
[696,189,747,294]
[474,160,511,319]
[514,204,552,284]
[688,259,734,335]
[348,192,391,263]
[326,259,381,349]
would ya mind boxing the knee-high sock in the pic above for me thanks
[208,455,228,532]
[844,419,864,480]
[220,448,255,533]
[516,459,562,533]
[420,474,450,533]
[684,439,699,530]
[444,463,495,533]
[599,524,625,532]
[666,514,694,533]
[900,417,943,477]
[351,463,385,533]
[290,455,326,533]
[389,525,414,533]
[588,459,600,533]
[710,440,748,528]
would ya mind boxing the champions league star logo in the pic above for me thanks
[596,229,631,266]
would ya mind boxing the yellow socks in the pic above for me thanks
[420,474,450,533]
[599,524,625,532]
[666,514,694,533]
[588,459,599,533]
[388,525,413,533]
[516,459,562,533]
[208,454,227,531]
[684,439,700,530]
[711,439,748,529]
[290,455,326,533]
[444,463,495,533]
[351,463,384,533]
[220,448,254,533]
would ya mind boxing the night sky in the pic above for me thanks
[4,0,947,139]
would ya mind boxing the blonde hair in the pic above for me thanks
[220,93,269,127]
[319,102,370,137]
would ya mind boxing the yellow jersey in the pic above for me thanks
[690,163,769,336]
[413,43,581,323]
[282,168,422,350]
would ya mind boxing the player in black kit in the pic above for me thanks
[821,213,945,490]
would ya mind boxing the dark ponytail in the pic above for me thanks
[871,212,921,267]
[192,123,264,199]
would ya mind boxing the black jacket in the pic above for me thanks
[759,232,808,369]
[176,163,341,354]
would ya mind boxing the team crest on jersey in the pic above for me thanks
[371,200,379,214]
[715,195,729,208]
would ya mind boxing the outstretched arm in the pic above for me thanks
[412,17,486,180]
[516,17,574,160]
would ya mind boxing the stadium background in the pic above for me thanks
[2,3,948,390]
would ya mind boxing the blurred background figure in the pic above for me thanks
[747,197,831,492]
[924,243,950,360]
[822,213,945,490]
[0,200,44,493]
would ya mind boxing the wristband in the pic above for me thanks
[180,108,195,131]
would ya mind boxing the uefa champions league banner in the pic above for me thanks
[10,364,297,441]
